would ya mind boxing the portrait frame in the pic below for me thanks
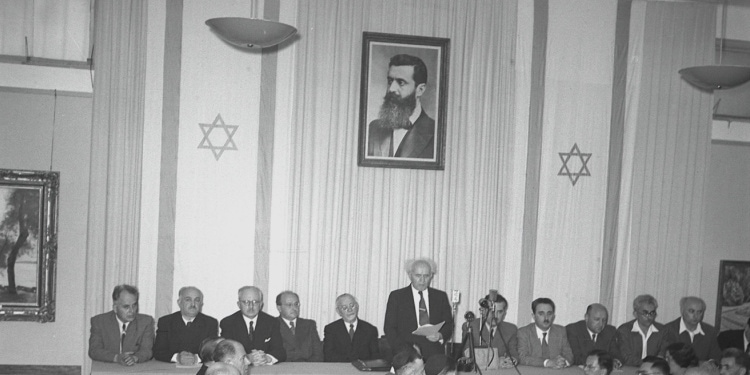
[0,169,59,322]
[358,32,450,170]
[714,260,750,331]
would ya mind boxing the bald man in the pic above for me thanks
[664,296,721,362]
[154,286,218,364]
[566,304,620,366]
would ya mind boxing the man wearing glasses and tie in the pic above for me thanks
[323,293,380,362]
[617,294,676,366]
[384,258,454,360]
[276,290,323,362]
[219,286,286,365]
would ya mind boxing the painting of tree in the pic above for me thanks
[0,186,41,303]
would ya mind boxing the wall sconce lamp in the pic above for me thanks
[205,17,297,49]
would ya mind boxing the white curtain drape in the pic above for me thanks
[83,0,147,372]
[612,0,715,323]
[0,0,91,61]
[270,0,520,341]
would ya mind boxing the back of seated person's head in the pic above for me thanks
[642,355,671,375]
[205,362,241,375]
[199,336,224,363]
[721,348,750,373]
[212,339,238,363]
[424,354,455,375]
[666,342,699,369]
[393,346,424,375]
[587,349,614,375]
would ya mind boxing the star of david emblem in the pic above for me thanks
[558,143,591,186]
[198,114,238,160]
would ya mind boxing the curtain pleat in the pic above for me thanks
[270,0,518,339]
[84,0,147,372]
[613,0,714,323]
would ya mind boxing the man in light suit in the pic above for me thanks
[276,290,324,361]
[566,303,621,366]
[219,286,286,365]
[516,297,573,368]
[616,294,675,366]
[89,284,155,365]
[367,54,435,159]
[153,286,218,364]
[324,293,380,362]
[384,258,454,360]
[664,296,722,362]
[717,317,750,352]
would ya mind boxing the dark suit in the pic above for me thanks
[279,317,324,362]
[616,320,674,366]
[516,323,574,367]
[717,329,747,351]
[663,318,721,361]
[324,318,380,362]
[384,286,454,359]
[462,319,518,358]
[153,312,218,362]
[367,110,435,159]
[565,320,619,365]
[89,311,155,363]
[219,310,287,362]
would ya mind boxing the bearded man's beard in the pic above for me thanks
[377,91,417,129]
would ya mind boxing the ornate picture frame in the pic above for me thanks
[0,169,59,322]
[715,260,750,331]
[358,32,450,170]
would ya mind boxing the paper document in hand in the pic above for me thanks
[411,321,444,336]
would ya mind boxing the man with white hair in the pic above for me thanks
[664,296,721,362]
[384,258,454,360]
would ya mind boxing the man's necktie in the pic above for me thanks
[349,324,355,340]
[186,321,193,328]
[290,321,296,335]
[248,321,254,342]
[542,332,550,359]
[592,333,597,343]
[418,291,429,326]
[120,323,126,353]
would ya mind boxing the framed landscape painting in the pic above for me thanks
[715,260,750,331]
[0,169,59,322]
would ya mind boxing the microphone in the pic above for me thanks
[464,311,475,322]
[489,289,498,302]
[478,298,492,309]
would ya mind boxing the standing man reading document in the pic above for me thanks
[384,258,454,360]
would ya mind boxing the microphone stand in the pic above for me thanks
[458,313,481,375]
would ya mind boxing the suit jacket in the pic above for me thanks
[367,110,435,159]
[324,318,380,362]
[384,286,454,359]
[219,310,287,362]
[462,319,518,358]
[565,320,619,365]
[278,317,324,362]
[616,319,674,366]
[89,311,155,363]
[153,311,219,362]
[717,329,746,351]
[663,318,721,362]
[516,323,574,367]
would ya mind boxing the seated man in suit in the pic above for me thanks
[617,294,675,366]
[154,286,219,365]
[717,317,750,352]
[210,339,249,375]
[89,284,155,365]
[323,293,380,362]
[584,349,615,375]
[276,290,323,361]
[719,348,750,375]
[384,258,454,360]
[219,286,286,365]
[664,296,721,362]
[566,303,621,367]
[462,291,518,367]
[516,297,573,368]
[640,355,671,375]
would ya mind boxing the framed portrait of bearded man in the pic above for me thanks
[358,32,449,170]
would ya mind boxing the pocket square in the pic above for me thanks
[264,337,271,342]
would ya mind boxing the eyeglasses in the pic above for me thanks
[637,371,663,375]
[338,303,358,312]
[584,364,600,370]
[638,310,657,318]
[239,300,262,307]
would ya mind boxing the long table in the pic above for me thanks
[91,361,639,375]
